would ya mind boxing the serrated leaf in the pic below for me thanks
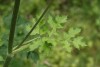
[63,33,71,41]
[68,28,81,38]
[40,22,50,35]
[62,40,72,53]
[55,15,67,23]
[42,36,57,46]
[48,16,57,28]
[48,28,58,37]
[48,15,67,30]
[72,37,86,49]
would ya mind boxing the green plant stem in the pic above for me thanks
[13,44,30,54]
[14,1,53,50]
[8,0,20,54]
[3,55,13,67]
[3,0,20,67]
[13,36,41,50]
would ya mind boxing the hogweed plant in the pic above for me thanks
[0,0,86,67]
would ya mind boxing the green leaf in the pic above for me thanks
[27,51,39,63]
[72,37,86,49]
[63,33,72,41]
[68,28,81,38]
[39,41,53,54]
[62,40,72,53]
[55,15,67,23]
[42,37,57,46]
[29,39,43,51]
[48,16,57,28]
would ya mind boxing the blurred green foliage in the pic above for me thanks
[0,0,100,67]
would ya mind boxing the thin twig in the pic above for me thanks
[14,1,53,50]
[13,36,41,50]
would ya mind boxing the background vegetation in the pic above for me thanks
[0,0,100,67]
